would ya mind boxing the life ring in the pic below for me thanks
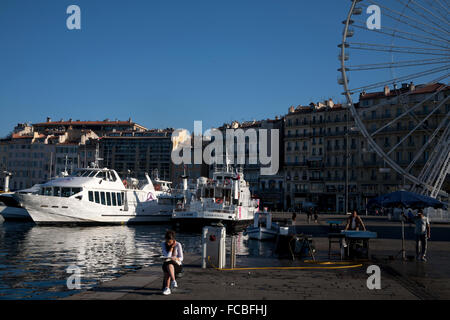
[154,184,161,191]
[177,203,183,209]
[216,198,223,204]
[122,180,128,188]
[224,179,231,186]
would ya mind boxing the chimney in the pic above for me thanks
[128,117,132,123]
[46,117,52,123]
[326,98,334,108]
[401,83,408,89]
[288,106,295,113]
[409,82,415,92]
[384,85,390,96]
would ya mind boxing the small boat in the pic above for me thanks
[245,209,279,240]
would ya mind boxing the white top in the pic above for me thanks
[161,241,184,263]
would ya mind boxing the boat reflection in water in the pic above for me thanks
[0,221,274,299]
[0,223,201,299]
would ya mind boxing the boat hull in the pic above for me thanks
[172,211,253,232]
[245,227,278,240]
[15,194,173,225]
[0,205,33,222]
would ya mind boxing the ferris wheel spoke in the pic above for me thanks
[423,0,450,20]
[369,88,446,137]
[386,96,450,156]
[435,0,450,14]
[351,23,450,50]
[364,1,450,37]
[395,0,450,31]
[406,113,450,172]
[351,19,450,48]
[348,67,449,94]
[345,58,450,72]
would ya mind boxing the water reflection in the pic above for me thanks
[0,221,273,300]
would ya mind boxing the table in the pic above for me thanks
[326,220,343,230]
[341,230,377,259]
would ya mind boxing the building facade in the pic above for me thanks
[101,129,173,181]
[283,83,449,213]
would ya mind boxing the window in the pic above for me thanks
[106,192,111,206]
[100,192,106,205]
[112,193,117,206]
[94,191,100,204]
[44,187,52,196]
[61,188,71,197]
[88,191,94,202]
[54,187,61,197]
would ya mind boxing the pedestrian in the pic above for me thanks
[408,210,431,262]
[161,230,184,295]
[292,209,297,225]
[307,207,313,224]
[314,208,319,223]
[345,210,366,231]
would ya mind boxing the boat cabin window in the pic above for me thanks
[54,187,61,197]
[61,188,71,197]
[87,191,123,206]
[41,186,82,197]
[106,192,112,206]
[70,188,82,195]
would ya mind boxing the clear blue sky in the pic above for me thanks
[0,0,350,136]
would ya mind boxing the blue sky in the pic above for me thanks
[0,0,351,136]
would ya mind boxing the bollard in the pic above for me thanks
[230,235,237,269]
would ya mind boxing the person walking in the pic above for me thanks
[306,207,313,224]
[412,210,431,262]
[314,208,319,223]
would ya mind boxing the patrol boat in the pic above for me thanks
[172,166,258,231]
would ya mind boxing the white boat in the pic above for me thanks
[172,166,258,231]
[15,167,182,225]
[0,185,41,221]
[245,209,279,240]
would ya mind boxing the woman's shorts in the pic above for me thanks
[162,260,183,274]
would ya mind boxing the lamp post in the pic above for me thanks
[345,104,350,215]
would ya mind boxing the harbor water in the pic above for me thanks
[0,219,273,300]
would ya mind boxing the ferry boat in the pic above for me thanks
[15,167,182,225]
[172,166,258,231]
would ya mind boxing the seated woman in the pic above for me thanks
[161,230,184,296]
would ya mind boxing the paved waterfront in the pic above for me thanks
[66,215,450,300]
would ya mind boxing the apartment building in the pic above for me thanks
[283,82,449,213]
[101,129,173,181]
[217,118,284,209]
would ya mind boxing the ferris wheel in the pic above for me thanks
[339,0,450,198]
